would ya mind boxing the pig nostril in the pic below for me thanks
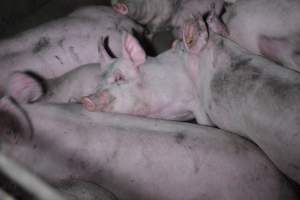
[81,97,96,112]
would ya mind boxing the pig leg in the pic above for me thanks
[6,71,44,103]
[258,35,300,72]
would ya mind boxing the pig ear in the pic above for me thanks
[112,3,129,15]
[122,32,146,67]
[98,36,114,69]
[206,6,229,37]
[6,72,44,103]
[182,17,208,54]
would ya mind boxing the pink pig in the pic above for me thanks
[81,31,202,122]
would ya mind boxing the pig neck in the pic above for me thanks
[203,33,283,136]
[136,52,196,120]
[182,39,219,125]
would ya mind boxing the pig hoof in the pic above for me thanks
[81,97,96,112]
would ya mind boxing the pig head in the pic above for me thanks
[81,31,200,121]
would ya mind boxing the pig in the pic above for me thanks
[0,97,298,200]
[178,12,300,184]
[81,31,199,121]
[0,6,143,97]
[222,0,300,72]
[111,0,226,38]
[80,13,300,185]
[4,37,118,104]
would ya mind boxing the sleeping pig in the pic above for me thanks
[81,13,300,185]
[0,97,297,200]
[223,0,300,72]
[111,0,226,38]
[0,6,142,97]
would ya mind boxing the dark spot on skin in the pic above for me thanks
[293,50,300,56]
[69,46,80,62]
[57,38,65,48]
[216,39,224,49]
[55,55,63,65]
[111,148,119,160]
[174,132,186,144]
[33,144,37,149]
[210,64,262,106]
[32,37,50,53]
[80,161,86,170]
[289,163,300,171]
[231,57,253,71]
[250,175,261,182]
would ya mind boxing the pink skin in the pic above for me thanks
[0,6,143,97]
[223,0,300,72]
[181,12,300,184]
[0,98,298,200]
[82,90,115,112]
[81,31,198,121]
[81,11,230,123]
[112,3,129,15]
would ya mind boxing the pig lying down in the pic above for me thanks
[223,0,300,72]
[111,0,226,38]
[0,98,298,200]
[0,6,142,97]
[112,0,300,71]
[82,32,198,121]
[81,12,300,185]
[180,14,300,184]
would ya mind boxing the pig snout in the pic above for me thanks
[81,90,115,112]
